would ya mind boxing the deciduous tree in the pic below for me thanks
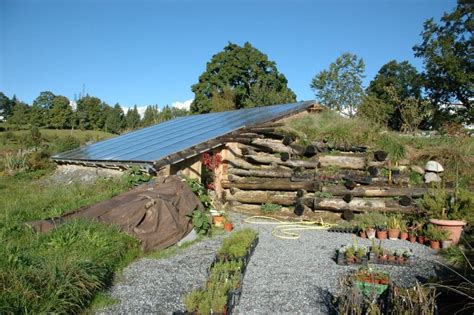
[191,42,296,113]
[413,3,473,124]
[310,53,365,117]
[49,95,73,129]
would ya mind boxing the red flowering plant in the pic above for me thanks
[201,152,222,190]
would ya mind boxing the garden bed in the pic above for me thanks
[177,229,259,315]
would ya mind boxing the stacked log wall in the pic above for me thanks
[216,120,426,217]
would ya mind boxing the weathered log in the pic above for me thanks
[313,141,368,153]
[321,186,429,198]
[224,158,263,170]
[318,155,367,170]
[305,197,416,213]
[221,178,320,192]
[251,139,294,154]
[245,154,320,168]
[228,167,293,178]
[227,201,291,214]
[224,189,303,206]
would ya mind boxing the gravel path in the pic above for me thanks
[99,213,440,314]
[99,235,224,314]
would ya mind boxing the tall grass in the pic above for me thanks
[0,175,139,314]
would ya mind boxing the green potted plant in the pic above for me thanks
[387,214,401,240]
[399,219,409,240]
[376,223,388,240]
[419,188,472,245]
[424,224,450,250]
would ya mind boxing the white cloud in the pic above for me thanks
[171,99,193,110]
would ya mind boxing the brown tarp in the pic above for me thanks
[29,176,202,252]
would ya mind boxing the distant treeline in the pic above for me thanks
[0,91,189,134]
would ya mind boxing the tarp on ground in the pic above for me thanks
[29,176,202,252]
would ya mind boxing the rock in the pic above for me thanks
[424,172,441,183]
[177,229,198,246]
[425,161,444,173]
[411,165,425,175]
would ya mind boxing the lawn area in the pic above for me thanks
[0,172,139,313]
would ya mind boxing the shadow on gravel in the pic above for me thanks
[306,285,338,314]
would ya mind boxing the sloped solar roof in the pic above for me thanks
[52,101,315,166]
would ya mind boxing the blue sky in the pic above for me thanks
[1,0,457,110]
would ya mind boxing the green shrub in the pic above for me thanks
[376,133,406,162]
[190,210,211,236]
[218,228,258,260]
[183,176,212,209]
[424,224,449,241]
[121,166,151,188]
[260,203,282,214]
[54,135,81,153]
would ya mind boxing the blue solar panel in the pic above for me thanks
[52,101,314,164]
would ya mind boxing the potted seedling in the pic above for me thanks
[403,250,413,265]
[356,247,366,263]
[369,239,383,262]
[358,222,367,238]
[408,230,417,243]
[399,219,408,240]
[345,246,356,264]
[366,226,376,239]
[387,214,401,240]
[425,224,450,250]
[376,223,388,240]
[419,188,471,245]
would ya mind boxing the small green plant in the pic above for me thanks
[424,224,449,241]
[387,214,402,230]
[409,171,424,185]
[183,176,212,209]
[217,228,258,260]
[260,203,282,214]
[315,191,333,198]
[419,188,474,224]
[121,166,152,188]
[190,210,211,236]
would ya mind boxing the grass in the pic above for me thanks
[286,110,474,187]
[0,174,140,314]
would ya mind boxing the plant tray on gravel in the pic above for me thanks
[352,268,390,298]
[179,229,259,315]
[336,241,415,267]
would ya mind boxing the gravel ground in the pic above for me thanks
[99,235,224,314]
[232,214,440,314]
[99,212,440,314]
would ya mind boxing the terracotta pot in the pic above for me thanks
[441,239,453,249]
[224,222,233,232]
[409,235,417,243]
[213,216,225,228]
[400,232,409,240]
[359,231,367,238]
[376,230,388,239]
[366,228,376,239]
[429,219,466,245]
[430,240,440,249]
[388,228,400,240]
[417,235,425,244]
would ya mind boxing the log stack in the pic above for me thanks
[219,124,424,217]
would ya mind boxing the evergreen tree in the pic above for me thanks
[105,104,125,134]
[141,105,160,127]
[49,95,73,129]
[125,105,141,130]
[0,92,14,120]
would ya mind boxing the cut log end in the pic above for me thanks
[374,150,388,162]
[342,193,353,203]
[280,152,290,162]
[344,179,356,190]
[341,209,355,221]
[367,166,379,177]
[294,202,305,216]
[399,195,412,207]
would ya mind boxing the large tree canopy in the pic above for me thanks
[413,3,473,123]
[0,92,14,120]
[310,52,365,117]
[190,42,296,113]
[365,60,423,130]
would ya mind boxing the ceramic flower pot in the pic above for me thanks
[409,235,417,243]
[359,231,367,238]
[417,235,425,244]
[429,219,466,245]
[400,232,408,240]
[430,240,440,250]
[213,216,225,228]
[366,228,376,239]
[376,230,388,240]
[388,229,400,240]
[224,222,233,232]
[441,239,453,249]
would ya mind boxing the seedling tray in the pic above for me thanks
[328,227,358,233]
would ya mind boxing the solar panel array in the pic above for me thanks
[52,101,314,164]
